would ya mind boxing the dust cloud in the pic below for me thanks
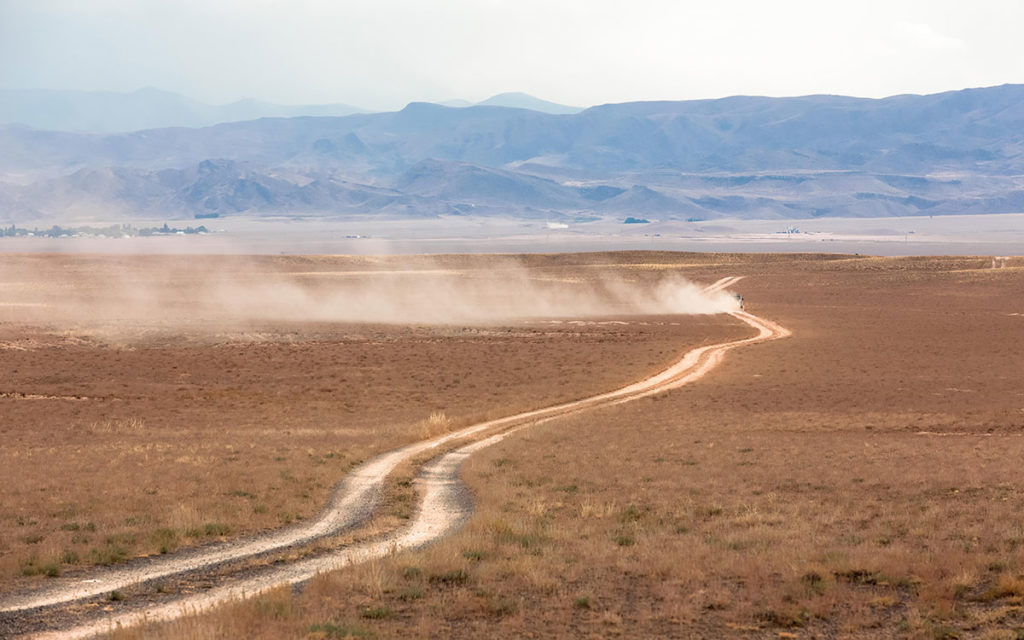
[0,257,739,332]
[204,268,738,324]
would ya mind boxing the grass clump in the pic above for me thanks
[253,595,294,620]
[420,411,453,438]
[976,574,1024,601]
[88,418,145,434]
[486,596,518,617]
[800,571,828,595]
[488,518,546,549]
[204,522,231,536]
[20,557,60,577]
[834,568,880,585]
[90,544,129,565]
[149,527,180,554]
[429,569,469,585]
[756,607,807,629]
[185,522,232,538]
[929,624,961,639]
[359,606,393,620]
[105,532,136,546]
[620,504,644,522]
[398,586,424,601]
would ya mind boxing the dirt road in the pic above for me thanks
[7,277,790,639]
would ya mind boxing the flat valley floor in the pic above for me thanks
[1,251,1023,639]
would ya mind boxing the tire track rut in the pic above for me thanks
[7,276,790,639]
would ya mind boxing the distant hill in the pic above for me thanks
[475,92,583,114]
[0,88,365,133]
[434,92,583,114]
[2,85,1024,222]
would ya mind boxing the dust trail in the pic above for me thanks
[201,268,738,324]
[0,256,738,332]
[0,274,738,616]
[9,278,788,639]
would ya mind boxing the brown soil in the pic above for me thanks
[103,252,1024,639]
[0,252,744,595]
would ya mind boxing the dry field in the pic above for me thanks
[95,252,1024,640]
[0,252,742,597]
[3,251,1023,639]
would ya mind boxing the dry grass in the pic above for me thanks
[85,417,147,434]
[108,253,1024,639]
[419,411,455,439]
[0,252,742,595]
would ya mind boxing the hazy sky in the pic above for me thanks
[2,0,1022,110]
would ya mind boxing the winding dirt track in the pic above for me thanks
[9,276,790,639]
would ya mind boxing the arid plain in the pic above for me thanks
[1,251,1023,639]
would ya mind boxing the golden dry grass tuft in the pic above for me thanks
[86,417,146,434]
[419,411,454,439]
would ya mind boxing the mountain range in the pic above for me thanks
[0,89,583,133]
[1,84,1023,223]
[0,88,366,134]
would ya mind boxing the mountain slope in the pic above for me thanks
[475,92,583,114]
[2,85,1023,221]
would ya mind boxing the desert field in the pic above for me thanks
[2,251,1023,638]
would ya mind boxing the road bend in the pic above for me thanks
[10,276,789,639]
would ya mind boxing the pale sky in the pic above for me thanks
[2,0,1022,111]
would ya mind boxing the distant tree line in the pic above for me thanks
[0,223,208,238]
[136,223,209,236]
